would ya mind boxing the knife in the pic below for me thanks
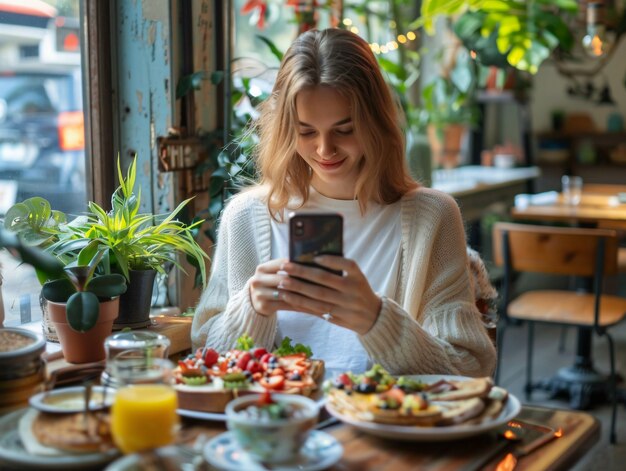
[462,419,557,471]
[494,420,559,471]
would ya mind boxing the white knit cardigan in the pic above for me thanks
[192,186,497,377]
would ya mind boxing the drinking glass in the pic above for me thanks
[562,175,583,205]
[103,331,170,387]
[109,351,179,454]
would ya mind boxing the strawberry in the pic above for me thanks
[236,352,252,370]
[246,359,262,374]
[260,375,285,390]
[252,347,268,359]
[203,348,219,367]
[269,367,285,377]
[257,390,274,405]
[260,353,274,364]
[336,373,353,388]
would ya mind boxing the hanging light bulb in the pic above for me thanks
[582,2,611,57]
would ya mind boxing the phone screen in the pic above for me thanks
[289,212,343,275]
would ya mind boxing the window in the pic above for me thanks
[0,0,88,327]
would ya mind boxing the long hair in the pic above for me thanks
[253,28,418,217]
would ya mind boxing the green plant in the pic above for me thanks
[418,41,480,134]
[417,0,579,74]
[177,36,281,243]
[4,157,209,288]
[0,228,126,332]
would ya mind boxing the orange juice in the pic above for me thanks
[110,384,179,453]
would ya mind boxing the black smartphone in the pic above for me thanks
[289,212,343,276]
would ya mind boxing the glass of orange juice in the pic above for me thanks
[109,353,179,454]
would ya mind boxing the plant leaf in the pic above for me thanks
[87,273,128,298]
[256,35,283,61]
[66,291,100,332]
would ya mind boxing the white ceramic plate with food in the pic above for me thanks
[0,408,119,469]
[29,386,115,414]
[325,374,521,442]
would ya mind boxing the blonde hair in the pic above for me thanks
[253,28,418,216]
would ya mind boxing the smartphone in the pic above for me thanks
[289,212,343,276]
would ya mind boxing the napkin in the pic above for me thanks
[515,191,558,209]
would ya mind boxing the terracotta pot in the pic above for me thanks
[47,298,120,364]
[427,124,467,169]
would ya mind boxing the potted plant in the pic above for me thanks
[3,157,209,330]
[0,229,127,363]
[419,44,479,169]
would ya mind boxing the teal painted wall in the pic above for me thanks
[112,0,175,214]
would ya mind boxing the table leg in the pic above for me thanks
[536,327,609,410]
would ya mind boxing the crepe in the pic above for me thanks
[19,408,114,455]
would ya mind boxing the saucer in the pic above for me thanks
[203,430,343,471]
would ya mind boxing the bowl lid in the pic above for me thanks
[0,328,46,360]
[105,330,170,348]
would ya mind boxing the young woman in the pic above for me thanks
[192,28,496,377]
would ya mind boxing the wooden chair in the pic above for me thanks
[492,222,626,444]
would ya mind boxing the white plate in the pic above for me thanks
[177,397,327,422]
[105,445,196,471]
[176,408,226,421]
[325,374,521,442]
[0,408,119,469]
[29,386,115,414]
[203,430,342,471]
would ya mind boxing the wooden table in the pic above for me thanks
[510,187,626,409]
[432,165,540,248]
[180,405,599,471]
[511,192,626,226]
[433,165,540,222]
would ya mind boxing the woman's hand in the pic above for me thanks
[277,255,382,335]
[249,258,291,316]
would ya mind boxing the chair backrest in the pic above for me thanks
[492,222,619,278]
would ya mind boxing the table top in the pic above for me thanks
[511,191,626,225]
[432,165,540,197]
[180,405,600,471]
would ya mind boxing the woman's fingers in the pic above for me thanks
[249,259,290,315]
[280,257,381,334]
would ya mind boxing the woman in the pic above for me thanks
[192,28,496,377]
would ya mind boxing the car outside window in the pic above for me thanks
[0,0,86,328]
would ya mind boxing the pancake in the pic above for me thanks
[24,409,114,454]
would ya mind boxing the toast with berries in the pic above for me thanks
[174,335,324,413]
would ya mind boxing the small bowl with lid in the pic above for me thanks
[224,392,319,464]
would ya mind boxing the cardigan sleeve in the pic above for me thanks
[359,191,497,377]
[191,194,277,352]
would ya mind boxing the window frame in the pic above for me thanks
[81,0,115,208]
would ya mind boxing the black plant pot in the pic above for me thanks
[113,269,157,329]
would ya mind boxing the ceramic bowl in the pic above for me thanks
[0,328,46,377]
[225,393,319,464]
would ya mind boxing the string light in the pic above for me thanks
[369,29,419,55]
[339,17,420,55]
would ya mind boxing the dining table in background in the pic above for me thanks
[432,165,540,249]
[509,183,626,410]
[511,184,626,226]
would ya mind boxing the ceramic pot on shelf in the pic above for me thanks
[47,298,120,364]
